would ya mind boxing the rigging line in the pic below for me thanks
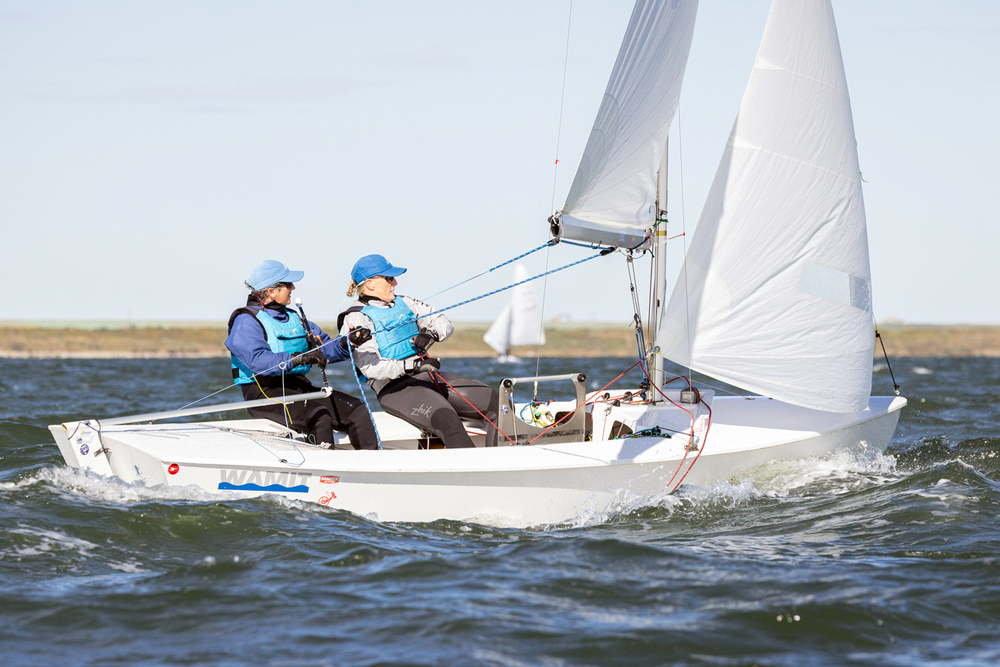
[177,336,339,412]
[216,425,307,467]
[425,370,517,446]
[633,361,706,491]
[348,343,383,450]
[176,383,241,411]
[537,0,574,392]
[526,358,645,445]
[874,322,901,395]
[626,253,645,328]
[676,105,693,383]
[427,251,603,320]
[253,374,294,426]
[669,399,712,492]
[280,368,290,432]
[534,241,552,401]
[625,253,649,379]
[175,305,351,414]
[421,240,556,302]
[177,345,323,411]
[379,249,612,336]
[550,0,574,213]
[646,234,656,355]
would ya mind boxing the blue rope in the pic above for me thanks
[348,343,382,450]
[378,247,609,336]
[420,239,557,302]
[634,326,649,401]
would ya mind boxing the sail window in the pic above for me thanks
[798,262,871,311]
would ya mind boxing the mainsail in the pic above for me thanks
[484,264,546,356]
[556,0,698,249]
[657,0,875,413]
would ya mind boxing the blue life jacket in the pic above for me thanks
[363,299,420,361]
[230,308,311,385]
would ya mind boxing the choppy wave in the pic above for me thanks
[2,356,999,666]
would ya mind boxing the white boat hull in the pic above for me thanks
[49,393,906,527]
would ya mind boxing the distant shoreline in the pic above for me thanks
[1,322,998,358]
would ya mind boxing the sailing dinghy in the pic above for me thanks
[49,0,905,527]
[483,263,546,363]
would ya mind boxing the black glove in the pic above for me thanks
[412,330,438,353]
[404,357,440,375]
[340,327,372,351]
[295,348,327,369]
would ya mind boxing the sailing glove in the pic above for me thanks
[340,328,372,351]
[296,348,328,369]
[412,330,438,353]
[404,357,440,375]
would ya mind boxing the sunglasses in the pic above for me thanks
[270,282,294,290]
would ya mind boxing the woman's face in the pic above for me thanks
[364,275,397,303]
[265,282,295,306]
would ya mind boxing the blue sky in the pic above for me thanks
[1,1,997,324]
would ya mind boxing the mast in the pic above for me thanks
[651,137,668,398]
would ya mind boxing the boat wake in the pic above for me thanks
[5,465,244,506]
[555,449,903,530]
[5,446,908,534]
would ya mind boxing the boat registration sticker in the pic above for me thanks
[320,476,339,484]
[77,431,91,456]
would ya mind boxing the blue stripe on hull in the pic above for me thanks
[218,482,309,493]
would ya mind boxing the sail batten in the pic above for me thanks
[658,0,874,413]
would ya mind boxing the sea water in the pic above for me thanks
[1,356,998,666]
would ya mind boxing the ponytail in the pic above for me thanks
[346,279,359,297]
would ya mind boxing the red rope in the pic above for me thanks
[425,370,518,446]
[640,365,713,492]
[669,399,712,491]
[420,352,714,488]
[526,359,645,445]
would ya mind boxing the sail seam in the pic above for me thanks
[727,140,862,188]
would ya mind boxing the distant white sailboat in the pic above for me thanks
[483,263,546,363]
[49,0,905,527]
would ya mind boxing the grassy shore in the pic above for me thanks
[0,321,998,358]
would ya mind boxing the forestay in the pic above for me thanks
[556,0,698,249]
[657,0,874,413]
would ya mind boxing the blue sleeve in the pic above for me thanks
[309,322,350,363]
[225,313,296,376]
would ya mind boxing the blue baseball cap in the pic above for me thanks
[247,260,305,291]
[351,254,407,284]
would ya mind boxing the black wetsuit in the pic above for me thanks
[340,295,499,448]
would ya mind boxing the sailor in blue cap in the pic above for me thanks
[226,260,378,449]
[338,255,499,448]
